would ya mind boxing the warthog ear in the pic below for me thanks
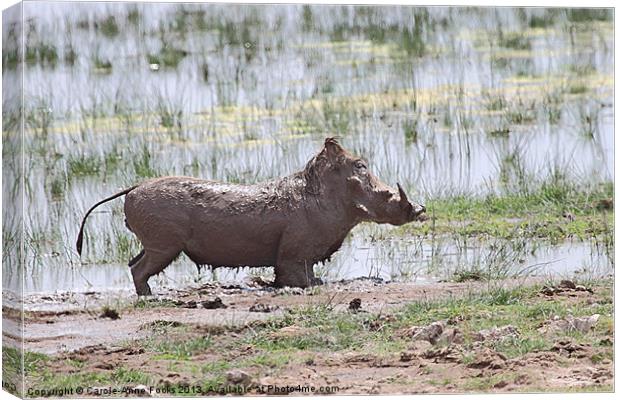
[324,137,344,161]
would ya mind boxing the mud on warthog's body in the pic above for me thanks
[77,138,425,295]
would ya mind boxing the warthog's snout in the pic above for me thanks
[396,183,426,222]
[412,204,426,219]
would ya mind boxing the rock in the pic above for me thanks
[493,380,509,389]
[92,362,114,370]
[249,276,271,287]
[446,315,466,325]
[249,303,278,313]
[437,328,464,346]
[575,285,594,293]
[539,314,599,334]
[421,346,462,363]
[467,349,506,370]
[344,353,377,364]
[368,315,396,331]
[226,369,252,387]
[559,280,577,290]
[400,351,415,362]
[473,325,519,342]
[269,325,318,340]
[540,286,560,296]
[551,340,589,357]
[202,297,227,309]
[99,307,120,320]
[572,314,600,332]
[277,287,305,296]
[514,374,530,385]
[348,298,362,312]
[411,340,434,354]
[182,300,198,309]
[404,321,445,344]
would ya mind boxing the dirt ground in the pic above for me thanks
[3,277,614,396]
[10,278,535,354]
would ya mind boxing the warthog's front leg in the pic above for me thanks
[275,230,325,288]
[274,261,320,288]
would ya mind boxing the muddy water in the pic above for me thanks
[2,4,613,295]
[22,229,612,294]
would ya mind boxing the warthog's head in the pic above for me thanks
[303,138,426,225]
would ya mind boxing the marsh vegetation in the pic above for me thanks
[2,5,613,295]
[1,15,614,395]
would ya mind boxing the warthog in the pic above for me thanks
[77,138,425,295]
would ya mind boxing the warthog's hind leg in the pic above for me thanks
[130,249,180,296]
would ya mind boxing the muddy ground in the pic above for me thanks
[2,277,614,396]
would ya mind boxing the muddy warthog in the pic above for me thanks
[76,138,425,295]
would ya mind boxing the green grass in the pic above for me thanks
[395,281,612,358]
[568,83,588,95]
[462,372,519,391]
[3,347,50,395]
[147,336,214,360]
[133,146,158,178]
[67,154,101,177]
[24,43,59,67]
[498,33,531,50]
[137,323,214,360]
[93,57,112,72]
[97,16,120,38]
[566,9,612,23]
[36,367,153,393]
[403,119,419,143]
[147,47,188,68]
[20,279,613,394]
[399,181,613,243]
[244,304,384,352]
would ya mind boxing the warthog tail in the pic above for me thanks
[76,185,138,256]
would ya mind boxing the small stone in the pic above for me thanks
[467,349,506,370]
[400,351,415,362]
[92,362,114,370]
[539,314,599,334]
[348,298,362,312]
[226,369,252,387]
[473,325,519,342]
[540,286,559,296]
[182,300,197,309]
[249,303,278,313]
[100,307,120,320]
[412,340,434,354]
[559,280,577,290]
[437,328,464,346]
[408,321,445,344]
[202,297,227,309]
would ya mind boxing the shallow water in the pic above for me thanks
[2,4,613,294]
[21,225,612,294]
